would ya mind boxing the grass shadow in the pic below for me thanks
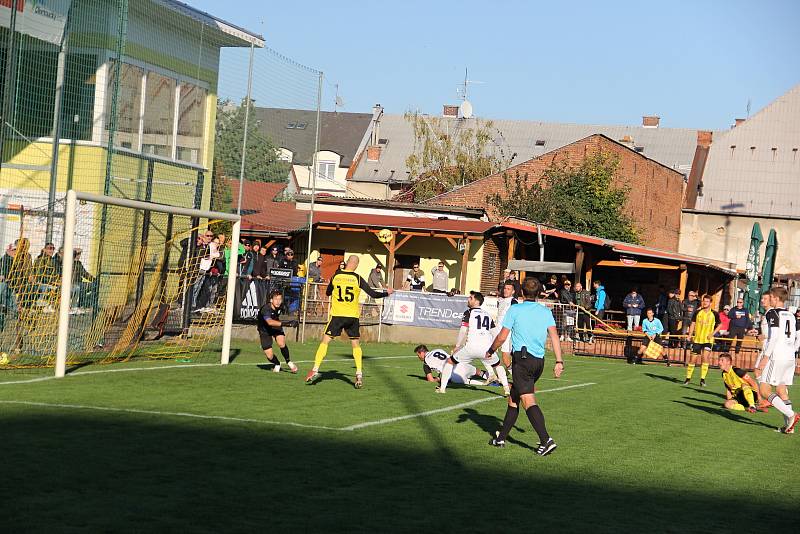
[672,400,775,428]
[455,407,533,450]
[643,372,683,384]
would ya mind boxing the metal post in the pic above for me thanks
[236,43,255,215]
[46,29,70,244]
[221,220,241,364]
[300,71,323,343]
[135,159,154,305]
[55,190,77,378]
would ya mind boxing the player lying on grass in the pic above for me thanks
[306,255,393,389]
[717,353,763,413]
[758,287,800,434]
[257,290,298,373]
[414,345,493,386]
[436,291,510,396]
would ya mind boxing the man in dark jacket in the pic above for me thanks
[623,289,645,330]
[666,288,683,347]
[558,280,576,341]
[727,297,753,354]
[681,290,700,347]
[573,281,593,342]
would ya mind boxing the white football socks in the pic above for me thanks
[439,361,454,392]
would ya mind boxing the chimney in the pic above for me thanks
[366,145,382,162]
[370,104,383,146]
[697,130,713,148]
[734,118,745,127]
[443,104,459,118]
[642,115,660,128]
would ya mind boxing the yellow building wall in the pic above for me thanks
[307,230,484,292]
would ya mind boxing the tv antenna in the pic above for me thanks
[455,68,483,118]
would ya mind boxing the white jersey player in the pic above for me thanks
[496,281,519,366]
[414,345,487,385]
[436,291,510,395]
[758,287,800,434]
[753,293,772,378]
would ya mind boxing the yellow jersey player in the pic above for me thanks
[684,294,720,387]
[717,353,761,413]
[305,255,393,388]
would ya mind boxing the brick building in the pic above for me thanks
[428,134,686,251]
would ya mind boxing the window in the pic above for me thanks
[142,71,176,158]
[104,61,143,149]
[535,139,545,147]
[176,83,206,164]
[317,161,336,182]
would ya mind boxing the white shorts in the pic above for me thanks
[450,363,478,384]
[759,357,795,387]
[453,344,499,366]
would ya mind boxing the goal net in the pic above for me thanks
[0,191,239,374]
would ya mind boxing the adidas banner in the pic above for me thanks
[233,279,270,322]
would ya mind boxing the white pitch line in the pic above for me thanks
[340,382,596,431]
[0,375,55,385]
[0,400,342,432]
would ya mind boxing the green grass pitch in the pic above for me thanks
[1,340,797,532]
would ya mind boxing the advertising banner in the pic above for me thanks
[381,291,471,330]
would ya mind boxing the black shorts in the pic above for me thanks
[325,316,361,339]
[733,389,753,407]
[691,342,713,354]
[259,328,285,350]
[510,355,545,397]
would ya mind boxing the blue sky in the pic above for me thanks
[191,0,800,130]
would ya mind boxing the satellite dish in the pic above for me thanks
[459,100,473,119]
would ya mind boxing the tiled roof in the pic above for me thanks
[312,211,492,235]
[351,113,702,184]
[229,180,308,236]
[694,83,800,218]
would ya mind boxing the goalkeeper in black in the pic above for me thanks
[258,290,298,374]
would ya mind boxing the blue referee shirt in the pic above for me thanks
[501,301,556,358]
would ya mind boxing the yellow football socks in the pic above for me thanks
[353,345,363,375]
[700,363,709,380]
[744,387,755,407]
[313,342,329,371]
[686,363,695,380]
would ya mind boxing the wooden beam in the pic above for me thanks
[395,234,413,251]
[507,235,516,264]
[446,237,458,250]
[261,239,276,250]
[387,231,397,286]
[595,260,679,270]
[574,244,584,282]
[460,239,470,294]
[678,264,688,300]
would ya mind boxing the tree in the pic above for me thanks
[214,99,289,183]
[402,111,514,201]
[487,152,640,244]
[209,161,233,236]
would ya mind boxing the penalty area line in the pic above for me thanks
[341,382,596,431]
[0,400,342,432]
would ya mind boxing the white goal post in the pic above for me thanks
[55,190,241,378]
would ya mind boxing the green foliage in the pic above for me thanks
[488,151,640,243]
[214,99,290,183]
[403,111,512,201]
[209,161,233,236]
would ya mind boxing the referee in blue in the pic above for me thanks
[486,277,564,456]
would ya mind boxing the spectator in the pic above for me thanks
[592,279,607,320]
[279,248,299,276]
[403,263,425,291]
[497,269,521,297]
[33,243,59,302]
[666,288,683,347]
[192,230,216,311]
[70,248,96,310]
[717,304,732,351]
[541,274,559,300]
[727,297,753,354]
[367,263,386,289]
[573,281,593,342]
[558,279,576,341]
[636,308,665,365]
[623,288,645,330]
[681,290,700,346]
[251,241,268,279]
[0,242,17,313]
[338,261,346,271]
[654,285,668,322]
[431,262,449,293]
[308,256,324,283]
[264,246,282,276]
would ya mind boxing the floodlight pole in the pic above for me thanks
[221,219,242,365]
[301,71,323,343]
[236,43,255,215]
[55,190,77,378]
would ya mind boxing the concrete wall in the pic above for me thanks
[680,212,800,275]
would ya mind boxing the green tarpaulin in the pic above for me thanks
[759,229,778,313]
[743,222,763,317]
